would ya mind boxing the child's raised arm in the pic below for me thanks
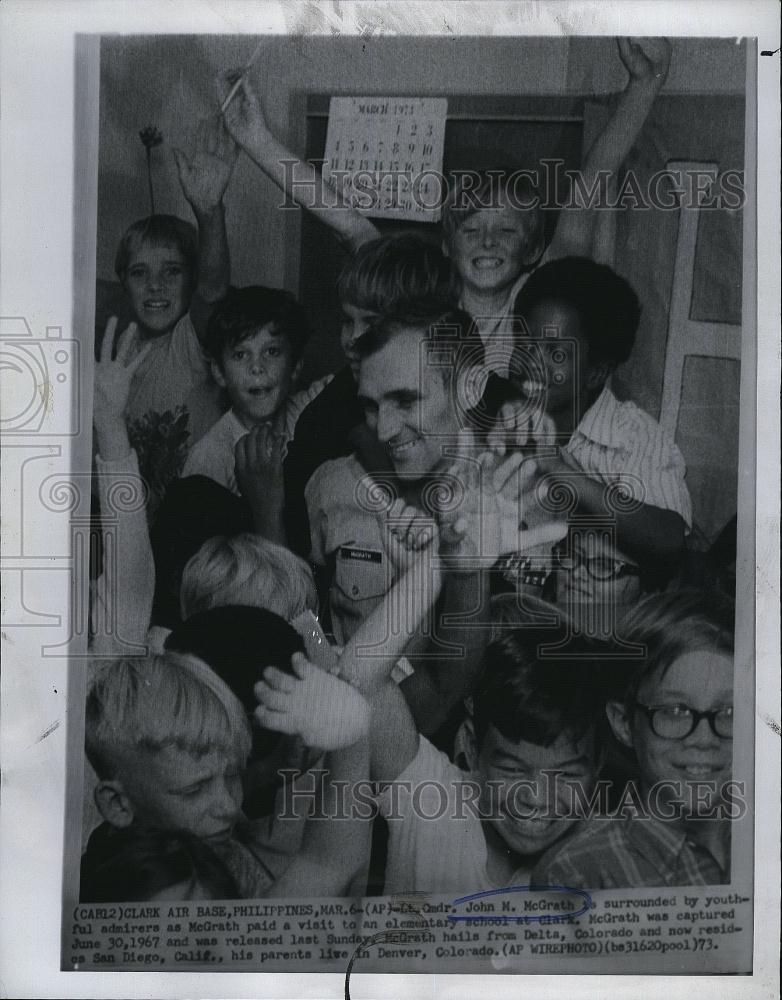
[254,656,372,896]
[550,37,672,260]
[173,116,238,338]
[91,319,155,653]
[218,72,380,254]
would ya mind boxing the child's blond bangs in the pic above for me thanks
[85,652,251,778]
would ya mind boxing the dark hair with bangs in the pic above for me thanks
[204,285,310,366]
[114,214,199,280]
[473,627,618,751]
[513,256,640,369]
[336,232,451,314]
[613,589,735,714]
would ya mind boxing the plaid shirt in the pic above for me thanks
[534,814,729,890]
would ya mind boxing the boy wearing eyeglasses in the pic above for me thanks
[534,589,736,888]
[553,526,642,638]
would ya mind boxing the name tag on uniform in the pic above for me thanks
[339,546,383,564]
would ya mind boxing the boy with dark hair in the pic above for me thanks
[365,619,613,893]
[182,285,331,499]
[497,255,691,578]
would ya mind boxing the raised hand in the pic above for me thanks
[173,114,238,216]
[436,449,566,567]
[616,37,672,87]
[234,423,286,540]
[95,318,151,416]
[93,318,152,455]
[254,654,370,751]
[487,394,557,457]
[216,71,268,152]
[384,498,439,576]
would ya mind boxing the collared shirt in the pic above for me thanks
[535,813,729,889]
[564,385,692,528]
[461,270,532,379]
[305,454,395,645]
[182,376,333,496]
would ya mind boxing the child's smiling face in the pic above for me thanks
[478,725,598,857]
[621,649,734,814]
[212,324,300,428]
[449,205,539,301]
[122,242,194,336]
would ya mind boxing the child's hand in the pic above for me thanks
[254,654,370,751]
[235,424,285,529]
[436,450,565,566]
[93,318,152,462]
[617,37,672,88]
[384,499,439,577]
[487,397,557,457]
[94,318,151,424]
[173,115,238,216]
[217,71,268,150]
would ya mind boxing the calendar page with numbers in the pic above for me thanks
[322,96,448,221]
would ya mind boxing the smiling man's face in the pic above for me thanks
[358,326,461,481]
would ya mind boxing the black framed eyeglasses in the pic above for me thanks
[634,703,734,740]
[553,543,641,582]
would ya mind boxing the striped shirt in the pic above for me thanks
[565,386,692,528]
[535,813,729,889]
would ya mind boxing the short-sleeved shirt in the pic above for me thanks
[378,735,490,896]
[534,813,729,890]
[123,313,223,516]
[305,454,395,645]
[498,385,693,593]
[564,385,692,528]
[182,376,333,496]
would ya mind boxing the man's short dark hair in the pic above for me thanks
[204,285,310,365]
[353,306,485,377]
[513,256,641,369]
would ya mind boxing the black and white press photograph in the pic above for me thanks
[2,6,778,993]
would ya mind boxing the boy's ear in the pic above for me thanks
[94,780,135,829]
[210,359,227,389]
[605,701,634,749]
[456,364,489,412]
[292,358,303,383]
